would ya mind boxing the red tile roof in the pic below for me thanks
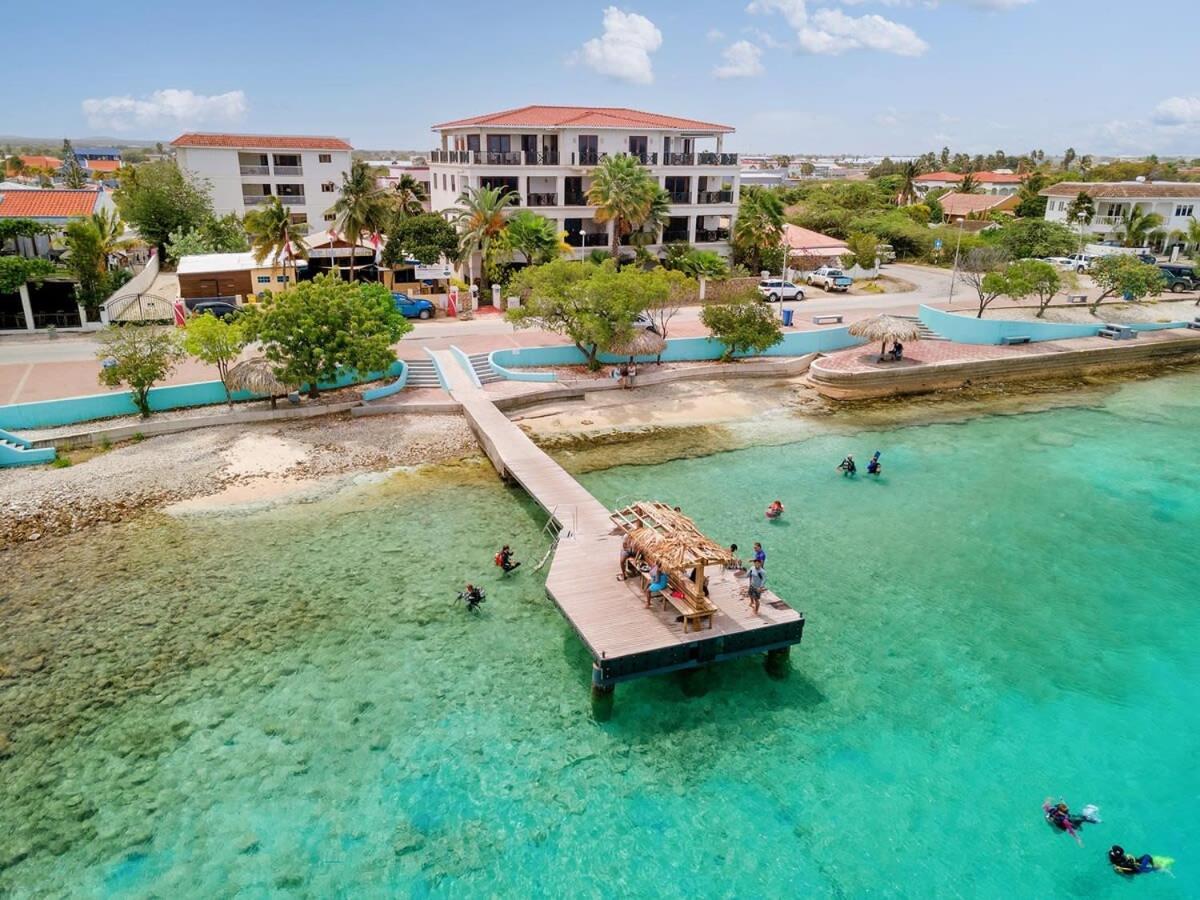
[85,159,121,173]
[939,192,1019,217]
[432,105,734,133]
[0,189,102,218]
[171,132,353,151]
[916,170,1024,184]
[18,155,61,170]
[783,223,847,251]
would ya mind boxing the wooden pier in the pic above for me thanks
[430,351,805,706]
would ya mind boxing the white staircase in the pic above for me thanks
[895,315,947,341]
[467,352,503,384]
[405,358,442,389]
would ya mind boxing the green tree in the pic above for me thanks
[843,233,879,270]
[732,188,785,273]
[896,160,922,206]
[661,242,695,271]
[382,212,459,267]
[1185,217,1200,261]
[1014,172,1049,218]
[958,172,981,194]
[502,210,569,265]
[63,218,109,315]
[242,274,410,397]
[994,218,1078,259]
[1065,192,1095,227]
[96,325,184,417]
[1088,255,1165,314]
[244,197,309,282]
[330,159,390,281]
[182,312,248,406]
[1062,147,1076,170]
[390,174,428,218]
[675,249,728,300]
[1001,258,1062,317]
[699,290,784,360]
[60,139,86,188]
[1117,206,1164,248]
[587,154,662,260]
[114,161,213,259]
[958,246,1010,317]
[506,259,683,369]
[165,214,249,263]
[0,256,57,294]
[451,184,517,288]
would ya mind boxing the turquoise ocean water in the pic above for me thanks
[2,371,1198,897]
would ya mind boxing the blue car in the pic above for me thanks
[392,292,435,319]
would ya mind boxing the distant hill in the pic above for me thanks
[0,135,165,150]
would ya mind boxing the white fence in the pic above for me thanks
[100,251,160,324]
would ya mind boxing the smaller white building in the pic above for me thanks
[1041,181,1200,249]
[171,133,353,229]
[914,170,1024,196]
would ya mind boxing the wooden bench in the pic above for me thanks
[812,314,844,325]
[1066,294,1088,305]
[662,588,716,633]
[1000,335,1030,345]
[1098,325,1136,340]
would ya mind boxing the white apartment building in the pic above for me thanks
[427,105,740,258]
[914,170,1024,196]
[1041,181,1200,249]
[170,133,353,229]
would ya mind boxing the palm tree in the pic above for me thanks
[503,210,569,265]
[732,188,785,273]
[329,159,389,281]
[1186,217,1200,258]
[90,207,131,266]
[587,155,660,260]
[897,160,923,206]
[4,157,25,178]
[245,196,309,283]
[1065,191,1095,226]
[391,174,427,218]
[1117,206,1164,248]
[450,185,517,288]
[957,172,981,194]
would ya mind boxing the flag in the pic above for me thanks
[283,239,294,258]
[370,231,382,249]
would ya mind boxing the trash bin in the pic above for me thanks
[781,308,794,327]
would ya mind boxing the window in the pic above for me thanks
[578,134,598,163]
[289,213,307,225]
[628,135,648,157]
[319,153,332,163]
[486,134,511,153]
[442,174,448,191]
[276,275,288,282]
[324,212,336,221]
[257,275,271,284]
[451,175,456,192]
[321,182,335,192]
[466,134,480,153]
[1175,204,1194,218]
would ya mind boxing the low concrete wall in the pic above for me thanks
[450,345,482,387]
[808,332,1200,400]
[919,304,1189,345]
[361,361,408,402]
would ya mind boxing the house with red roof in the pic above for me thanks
[915,170,1024,197]
[937,191,1020,223]
[428,105,740,267]
[170,132,353,231]
[0,187,114,227]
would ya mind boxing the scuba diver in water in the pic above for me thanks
[837,455,857,477]
[1043,799,1100,845]
[495,545,521,574]
[458,583,486,612]
[1108,845,1172,876]
[866,451,882,476]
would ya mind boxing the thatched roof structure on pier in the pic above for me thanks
[611,500,733,573]
[848,315,923,358]
[609,330,667,359]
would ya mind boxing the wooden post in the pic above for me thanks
[590,664,614,721]
[765,647,791,680]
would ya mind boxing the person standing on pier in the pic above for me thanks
[747,559,766,614]
[753,542,766,566]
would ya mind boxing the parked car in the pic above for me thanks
[806,267,854,292]
[1066,253,1097,272]
[190,300,241,319]
[632,311,659,333]
[757,279,805,302]
[1136,253,1158,265]
[875,244,896,264]
[1158,264,1197,292]
[392,292,435,319]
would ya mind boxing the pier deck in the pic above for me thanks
[430,350,804,688]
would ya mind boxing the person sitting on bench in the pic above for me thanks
[644,563,669,607]
[888,341,904,361]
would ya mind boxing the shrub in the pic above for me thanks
[700,289,784,360]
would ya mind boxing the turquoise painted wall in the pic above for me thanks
[919,305,1188,345]
[361,361,409,402]
[0,427,56,466]
[0,360,406,431]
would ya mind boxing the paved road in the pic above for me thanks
[0,265,957,404]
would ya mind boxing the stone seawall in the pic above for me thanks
[808,333,1200,400]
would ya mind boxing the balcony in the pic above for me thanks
[527,192,558,207]
[584,233,609,247]
[1091,215,1125,227]
[667,191,691,204]
[240,165,269,175]
[663,152,739,167]
[695,227,731,243]
[242,195,271,206]
[278,196,306,206]
[698,190,733,204]
[273,165,304,176]
[526,151,560,165]
[662,230,689,244]
[625,152,658,165]
[572,151,605,166]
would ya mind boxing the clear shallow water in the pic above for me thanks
[2,373,1199,897]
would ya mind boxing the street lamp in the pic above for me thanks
[1076,210,1087,256]
[946,217,965,305]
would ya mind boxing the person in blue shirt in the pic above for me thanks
[747,559,766,613]
[753,542,766,566]
[866,451,882,476]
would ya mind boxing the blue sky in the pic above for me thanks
[3,0,1197,156]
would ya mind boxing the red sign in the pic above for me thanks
[173,300,188,327]
[447,286,459,318]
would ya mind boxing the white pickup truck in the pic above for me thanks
[806,267,854,292]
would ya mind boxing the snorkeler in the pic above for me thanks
[1042,799,1099,845]
[837,455,857,477]
[866,451,882,476]
[1108,845,1172,876]
[495,545,521,573]
[458,583,486,612]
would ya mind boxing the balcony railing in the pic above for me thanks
[625,152,657,165]
[583,233,609,247]
[662,230,689,244]
[663,152,739,166]
[695,227,731,242]
[278,195,306,206]
[667,191,691,204]
[242,195,271,205]
[1092,215,1125,227]
[527,192,558,207]
[564,193,589,207]
[239,165,269,175]
[698,190,733,204]
[527,151,560,165]
[573,151,605,166]
[273,166,304,176]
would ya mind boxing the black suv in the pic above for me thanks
[1158,264,1197,292]
[191,300,242,319]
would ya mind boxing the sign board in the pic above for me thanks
[933,239,943,251]
[414,263,453,280]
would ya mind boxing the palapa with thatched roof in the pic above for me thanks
[609,329,667,360]
[848,314,923,361]
[227,357,294,408]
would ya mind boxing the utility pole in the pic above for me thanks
[947,218,965,306]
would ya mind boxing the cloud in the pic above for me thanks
[748,0,927,57]
[82,88,246,132]
[706,27,725,41]
[1152,96,1200,127]
[713,40,765,78]
[578,7,663,85]
[957,0,1033,8]
[874,109,900,127]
